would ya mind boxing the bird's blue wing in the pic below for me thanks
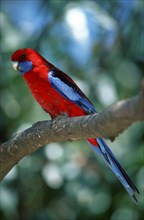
[48,69,96,114]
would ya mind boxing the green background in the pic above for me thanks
[0,0,143,220]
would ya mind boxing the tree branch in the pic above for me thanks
[0,82,144,181]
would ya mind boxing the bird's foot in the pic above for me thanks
[53,113,68,123]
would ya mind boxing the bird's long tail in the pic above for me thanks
[88,138,139,203]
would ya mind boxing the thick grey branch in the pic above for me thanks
[0,85,144,181]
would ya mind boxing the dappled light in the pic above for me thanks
[0,1,143,220]
[65,7,89,41]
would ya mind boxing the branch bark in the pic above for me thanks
[0,83,144,181]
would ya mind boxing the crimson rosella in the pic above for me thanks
[11,48,139,202]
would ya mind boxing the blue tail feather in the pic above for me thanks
[88,138,139,203]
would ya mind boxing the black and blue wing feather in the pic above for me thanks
[48,70,96,114]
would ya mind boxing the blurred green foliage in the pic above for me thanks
[0,0,144,220]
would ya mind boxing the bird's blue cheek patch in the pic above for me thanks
[18,61,33,75]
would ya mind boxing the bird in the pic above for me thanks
[11,48,139,203]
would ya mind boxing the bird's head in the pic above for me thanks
[11,48,44,75]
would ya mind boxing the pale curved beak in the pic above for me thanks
[12,61,18,71]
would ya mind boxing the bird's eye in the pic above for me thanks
[21,54,26,59]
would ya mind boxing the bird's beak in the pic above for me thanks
[12,61,18,71]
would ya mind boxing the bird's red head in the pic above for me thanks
[11,48,40,62]
[11,48,47,75]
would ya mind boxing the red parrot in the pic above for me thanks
[11,48,139,202]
